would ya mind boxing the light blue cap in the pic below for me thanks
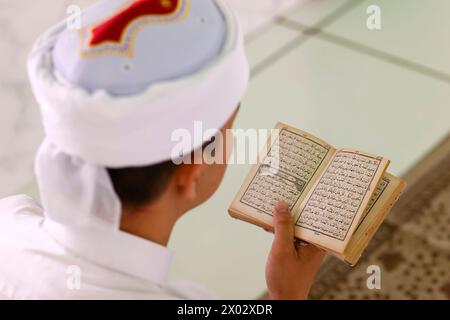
[28,0,249,167]
[52,0,227,96]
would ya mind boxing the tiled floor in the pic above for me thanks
[319,0,450,76]
[1,0,450,299]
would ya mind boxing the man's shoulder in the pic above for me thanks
[0,195,43,219]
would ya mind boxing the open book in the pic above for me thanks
[229,123,406,265]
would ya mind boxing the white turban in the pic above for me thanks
[28,0,249,229]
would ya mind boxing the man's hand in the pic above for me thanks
[266,202,325,300]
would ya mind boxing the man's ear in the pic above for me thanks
[174,164,204,201]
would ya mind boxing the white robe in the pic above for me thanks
[0,195,216,300]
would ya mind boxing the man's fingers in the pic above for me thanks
[272,202,295,251]
[296,244,326,262]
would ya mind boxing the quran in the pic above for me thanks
[228,123,406,265]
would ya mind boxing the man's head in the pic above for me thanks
[108,109,238,217]
[29,0,249,236]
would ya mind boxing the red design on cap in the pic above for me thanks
[90,0,180,46]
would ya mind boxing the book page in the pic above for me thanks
[357,175,391,228]
[229,123,335,229]
[339,173,406,265]
[294,149,389,253]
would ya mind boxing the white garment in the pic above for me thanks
[0,195,216,300]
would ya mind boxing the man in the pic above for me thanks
[0,0,324,299]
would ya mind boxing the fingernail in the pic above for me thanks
[274,202,289,213]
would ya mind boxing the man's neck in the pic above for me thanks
[120,203,180,246]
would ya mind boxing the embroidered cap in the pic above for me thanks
[53,0,227,96]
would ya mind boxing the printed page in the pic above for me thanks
[339,173,406,265]
[229,123,335,229]
[294,149,390,253]
[357,175,391,229]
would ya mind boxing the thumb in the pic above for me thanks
[272,202,295,251]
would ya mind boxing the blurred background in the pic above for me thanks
[0,0,449,299]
